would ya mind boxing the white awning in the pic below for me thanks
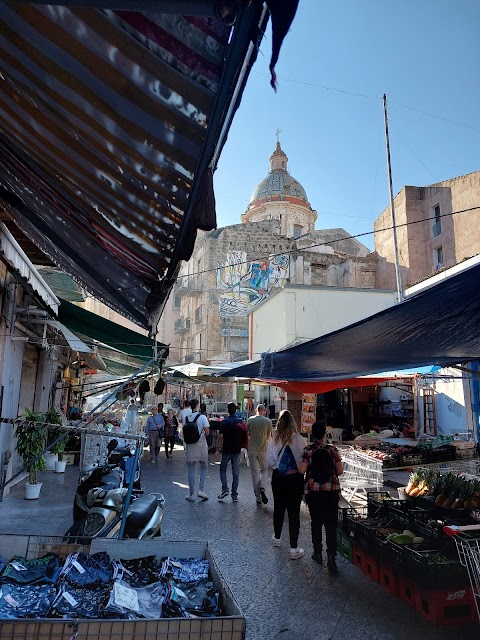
[49,320,92,353]
[0,222,59,313]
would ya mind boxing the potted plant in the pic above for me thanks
[44,408,65,471]
[15,409,47,499]
[54,440,67,473]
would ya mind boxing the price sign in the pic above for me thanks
[114,581,139,612]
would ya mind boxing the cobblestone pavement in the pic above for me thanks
[0,447,478,639]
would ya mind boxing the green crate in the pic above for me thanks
[337,528,353,562]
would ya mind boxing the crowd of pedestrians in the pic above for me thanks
[144,398,344,571]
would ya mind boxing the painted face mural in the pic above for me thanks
[216,252,289,317]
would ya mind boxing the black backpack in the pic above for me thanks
[183,413,201,444]
[309,445,335,485]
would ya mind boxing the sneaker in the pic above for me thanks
[151,458,156,464]
[312,551,323,565]
[185,495,195,502]
[232,496,238,502]
[272,535,282,547]
[290,548,305,560]
[218,490,229,500]
[197,490,209,500]
[260,488,269,505]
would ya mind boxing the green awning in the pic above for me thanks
[58,299,167,360]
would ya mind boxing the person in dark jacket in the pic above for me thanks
[164,409,178,460]
[215,402,246,502]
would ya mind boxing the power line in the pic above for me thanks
[253,71,480,134]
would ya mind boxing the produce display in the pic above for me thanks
[0,551,222,620]
[353,441,459,469]
[338,488,480,625]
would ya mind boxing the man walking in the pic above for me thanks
[247,404,272,506]
[184,398,210,501]
[215,402,246,502]
[145,407,165,463]
[178,400,192,440]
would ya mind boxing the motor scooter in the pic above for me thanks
[66,439,164,540]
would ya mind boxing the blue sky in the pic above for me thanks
[213,0,480,250]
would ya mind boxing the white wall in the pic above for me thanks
[432,368,472,435]
[251,285,397,356]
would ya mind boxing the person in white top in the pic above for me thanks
[267,410,307,560]
[184,398,210,502]
[178,400,192,439]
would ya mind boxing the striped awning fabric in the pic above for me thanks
[0,3,262,329]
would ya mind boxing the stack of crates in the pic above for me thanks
[338,492,477,625]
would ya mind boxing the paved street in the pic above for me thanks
[0,448,478,640]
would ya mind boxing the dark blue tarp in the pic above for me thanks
[224,262,480,382]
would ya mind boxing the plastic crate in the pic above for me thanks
[366,491,391,516]
[352,544,366,573]
[398,576,417,609]
[399,452,426,467]
[407,549,469,589]
[425,446,456,464]
[415,586,477,625]
[379,563,399,596]
[336,528,353,562]
[362,551,380,583]
[338,506,368,536]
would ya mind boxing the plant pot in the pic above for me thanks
[45,452,58,471]
[55,460,67,473]
[25,482,42,500]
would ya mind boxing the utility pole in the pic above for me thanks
[383,94,403,302]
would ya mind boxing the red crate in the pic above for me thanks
[415,586,477,625]
[397,576,417,609]
[379,563,399,596]
[362,551,380,583]
[352,544,366,572]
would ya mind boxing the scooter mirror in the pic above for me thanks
[107,439,118,453]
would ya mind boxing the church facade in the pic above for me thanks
[168,142,379,364]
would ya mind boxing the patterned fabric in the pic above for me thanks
[113,556,159,588]
[163,558,209,584]
[61,552,113,589]
[51,583,111,619]
[0,554,61,586]
[0,583,56,619]
[302,443,341,494]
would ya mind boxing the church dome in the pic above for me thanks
[250,171,309,204]
[248,142,310,206]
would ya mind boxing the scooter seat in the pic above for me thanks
[126,494,158,529]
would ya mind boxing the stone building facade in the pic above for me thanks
[167,142,379,364]
[374,171,480,290]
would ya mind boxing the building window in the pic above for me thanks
[432,204,442,238]
[434,246,443,270]
[173,294,181,310]
[293,224,302,238]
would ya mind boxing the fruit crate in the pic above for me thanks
[366,491,391,517]
[407,548,469,589]
[425,446,456,464]
[399,452,426,467]
[338,506,368,536]
[336,528,353,562]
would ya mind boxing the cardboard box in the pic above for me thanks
[0,536,245,640]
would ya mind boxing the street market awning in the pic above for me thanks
[0,2,271,329]
[57,298,166,360]
[225,261,480,382]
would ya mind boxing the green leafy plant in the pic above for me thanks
[45,408,66,457]
[15,409,47,485]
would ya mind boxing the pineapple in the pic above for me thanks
[442,476,462,509]
[435,473,455,506]
[452,479,470,509]
[465,480,480,509]
[405,470,422,496]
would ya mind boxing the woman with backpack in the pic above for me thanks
[267,410,307,560]
[298,420,344,572]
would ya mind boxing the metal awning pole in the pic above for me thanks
[383,93,403,302]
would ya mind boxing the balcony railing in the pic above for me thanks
[174,317,191,334]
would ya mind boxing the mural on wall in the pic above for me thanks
[217,252,289,317]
